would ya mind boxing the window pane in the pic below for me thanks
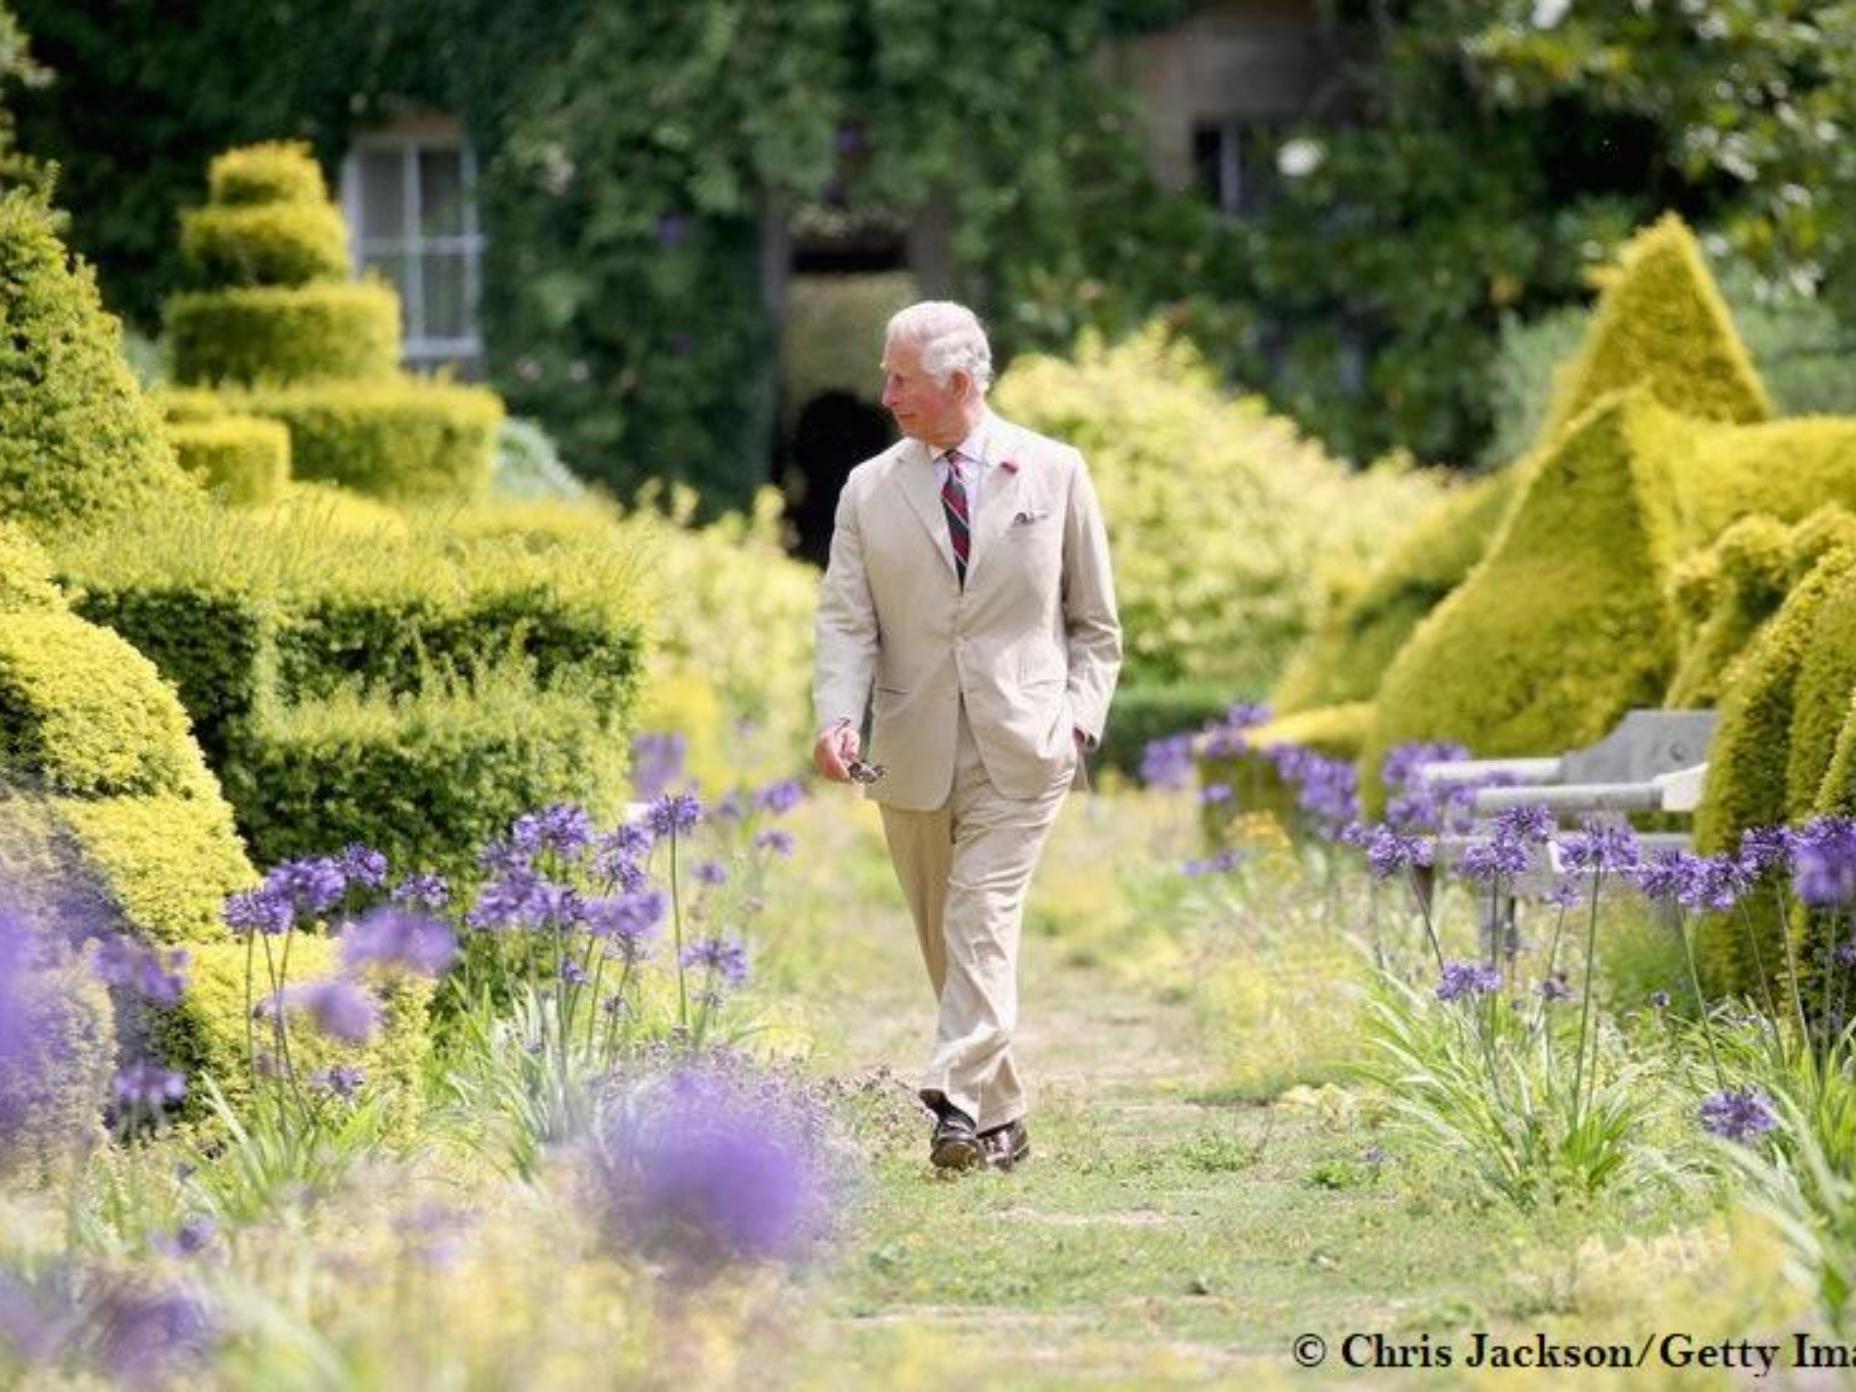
[422,252,471,340]
[419,148,466,237]
[363,251,415,335]
[358,150,406,240]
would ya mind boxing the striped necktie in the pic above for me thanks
[939,451,970,586]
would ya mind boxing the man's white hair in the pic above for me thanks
[885,301,993,394]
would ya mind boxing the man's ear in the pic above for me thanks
[952,368,974,401]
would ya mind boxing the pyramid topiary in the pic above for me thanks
[1788,563,1856,820]
[0,189,196,538]
[165,142,502,503]
[1540,213,1772,442]
[1361,390,1680,811]
[1664,513,1793,709]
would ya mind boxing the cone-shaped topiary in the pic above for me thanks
[1664,513,1792,709]
[1361,390,1680,811]
[1669,416,1856,548]
[1790,564,1856,819]
[1274,470,1518,714]
[206,141,328,208]
[169,416,290,505]
[1541,213,1772,442]
[0,189,195,537]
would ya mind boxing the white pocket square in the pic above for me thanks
[1010,509,1049,526]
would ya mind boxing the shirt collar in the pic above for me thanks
[936,410,993,469]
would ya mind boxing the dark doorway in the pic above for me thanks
[785,391,893,567]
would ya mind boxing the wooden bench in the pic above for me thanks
[1408,709,1718,956]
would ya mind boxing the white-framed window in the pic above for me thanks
[340,117,485,372]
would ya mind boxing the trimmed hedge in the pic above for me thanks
[230,379,502,502]
[52,792,256,945]
[1789,566,1856,820]
[167,282,401,386]
[1541,213,1772,441]
[206,140,328,208]
[1248,702,1375,761]
[1097,680,1250,777]
[223,666,631,881]
[1362,391,1679,812]
[1669,416,1856,549]
[170,416,291,505]
[1665,513,1792,709]
[180,201,349,289]
[0,523,64,614]
[0,190,195,537]
[149,386,229,425]
[151,934,432,1116]
[1273,470,1518,714]
[0,611,214,799]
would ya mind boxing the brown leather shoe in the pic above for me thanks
[980,1118,1030,1172]
[929,1105,985,1171]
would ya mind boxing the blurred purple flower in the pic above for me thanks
[1182,849,1244,877]
[1543,879,1582,909]
[1364,825,1432,880]
[313,1065,365,1100]
[1491,806,1554,847]
[222,885,292,938]
[1559,822,1641,876]
[1699,1087,1779,1143]
[89,1280,216,1386]
[755,829,795,858]
[467,870,582,933]
[631,733,688,801]
[1139,734,1195,791]
[1793,817,1856,908]
[1649,988,1672,1009]
[681,935,749,988]
[267,857,347,919]
[340,906,458,978]
[91,935,189,1007]
[339,844,388,892]
[693,860,728,887]
[585,890,665,963]
[755,779,805,816]
[512,804,595,862]
[391,873,450,912]
[1224,702,1271,731]
[1459,837,1529,883]
[1199,782,1233,806]
[1536,974,1575,1004]
[592,1061,839,1278]
[561,959,589,987]
[713,790,750,823]
[649,792,703,838]
[114,1061,186,1112]
[1435,960,1502,1002]
[265,979,381,1045]
[1738,825,1795,878]
[163,1215,218,1259]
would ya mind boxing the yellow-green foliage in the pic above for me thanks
[1542,213,1772,441]
[0,960,113,1185]
[152,935,431,1115]
[1668,416,1856,548]
[781,271,915,428]
[618,484,819,780]
[0,523,62,613]
[993,323,1442,689]
[0,190,196,538]
[1363,391,1680,810]
[229,378,503,502]
[53,793,255,944]
[0,611,214,799]
[167,282,402,385]
[1665,513,1792,708]
[170,416,291,505]
[225,663,631,877]
[148,386,228,425]
[180,201,350,289]
[206,140,327,208]
[1273,470,1518,714]
[1697,545,1856,854]
[1785,542,1856,819]
[1249,702,1375,761]
[1784,504,1856,578]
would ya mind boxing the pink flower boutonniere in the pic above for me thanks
[999,456,1020,475]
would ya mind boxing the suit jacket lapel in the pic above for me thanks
[965,422,1027,588]
[891,438,958,581]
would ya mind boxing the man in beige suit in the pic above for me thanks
[813,301,1122,1173]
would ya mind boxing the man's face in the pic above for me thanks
[881,335,969,445]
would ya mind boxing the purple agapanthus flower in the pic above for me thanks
[222,885,292,938]
[1491,805,1555,847]
[391,873,450,913]
[1536,974,1575,1003]
[585,890,665,963]
[1224,702,1271,731]
[755,829,796,858]
[1199,783,1234,806]
[1739,825,1796,878]
[1648,989,1672,1009]
[467,870,582,933]
[591,1061,838,1279]
[1182,849,1244,876]
[314,1065,365,1100]
[1559,822,1641,876]
[680,936,749,988]
[1364,826,1432,880]
[113,1061,186,1111]
[1435,960,1502,1002]
[649,792,703,838]
[339,906,458,978]
[1543,879,1582,910]
[712,790,750,824]
[561,959,588,987]
[1459,837,1529,883]
[1793,817,1856,908]
[265,979,381,1045]
[1698,1087,1779,1143]
[755,780,805,816]
[89,1280,217,1384]
[693,860,728,887]
[511,805,596,862]
[266,857,348,919]
[339,843,388,892]
[91,935,189,1008]
[1139,734,1196,791]
[1274,748,1359,834]
[630,733,688,801]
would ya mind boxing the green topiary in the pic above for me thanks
[169,415,291,505]
[1273,470,1519,714]
[1540,213,1772,442]
[0,189,196,537]
[205,140,328,208]
[1664,513,1793,709]
[150,933,432,1116]
[52,792,256,945]
[1362,391,1680,812]
[1248,702,1375,761]
[180,201,350,289]
[229,378,503,502]
[0,611,214,799]
[1669,416,1856,548]
[222,664,631,882]
[1790,568,1856,820]
[166,282,401,385]
[0,522,64,613]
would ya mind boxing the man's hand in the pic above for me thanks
[814,718,861,783]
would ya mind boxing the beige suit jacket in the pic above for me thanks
[813,412,1123,811]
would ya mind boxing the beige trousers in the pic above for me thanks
[878,697,1071,1132]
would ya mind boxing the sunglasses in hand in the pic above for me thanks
[846,758,886,785]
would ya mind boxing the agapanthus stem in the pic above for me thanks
[1571,875,1603,1130]
[1403,865,1447,973]
[1672,909,1726,1090]
[243,930,259,1089]
[670,832,688,1031]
